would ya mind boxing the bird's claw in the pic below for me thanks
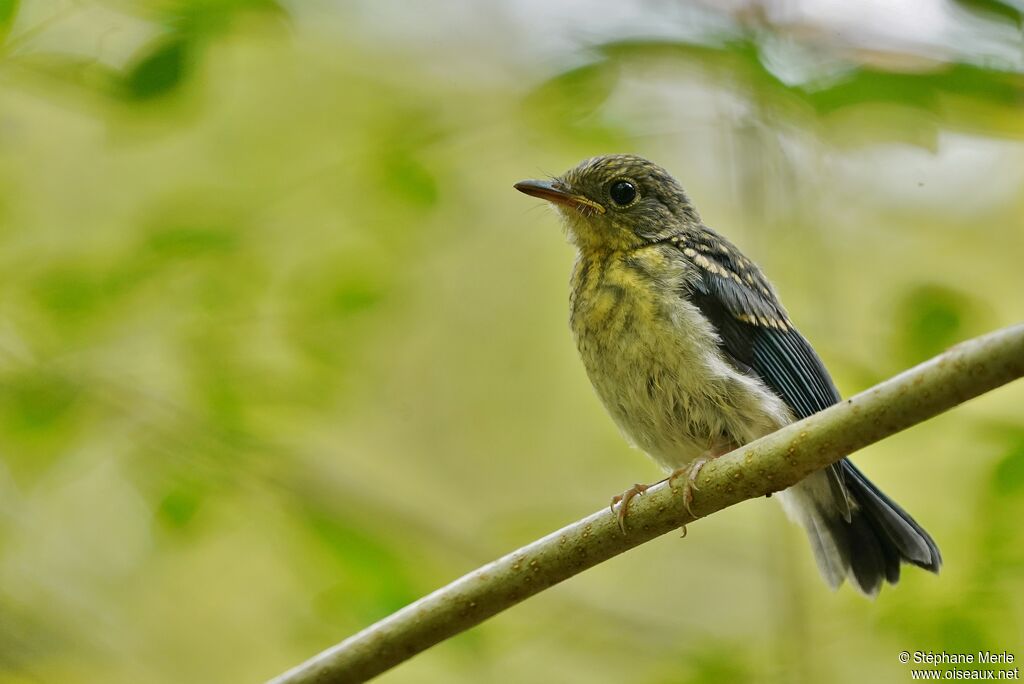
[668,458,709,519]
[610,456,712,536]
[610,483,650,534]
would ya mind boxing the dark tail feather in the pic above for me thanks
[784,459,941,597]
[842,460,942,572]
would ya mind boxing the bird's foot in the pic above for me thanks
[610,483,651,534]
[668,458,710,519]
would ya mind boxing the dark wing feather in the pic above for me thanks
[675,231,850,517]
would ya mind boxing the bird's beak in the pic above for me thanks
[513,179,605,214]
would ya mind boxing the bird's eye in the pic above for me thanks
[609,180,638,206]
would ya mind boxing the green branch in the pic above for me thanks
[269,324,1024,684]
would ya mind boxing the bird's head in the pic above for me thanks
[514,154,700,252]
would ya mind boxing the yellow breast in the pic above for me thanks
[567,245,789,470]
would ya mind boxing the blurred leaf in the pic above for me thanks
[137,192,249,266]
[157,481,207,530]
[33,266,104,320]
[934,611,988,654]
[287,255,391,369]
[602,38,774,89]
[6,52,120,100]
[891,284,989,365]
[33,259,161,328]
[145,225,240,259]
[991,439,1024,497]
[653,642,755,684]
[523,59,622,142]
[596,38,1024,143]
[0,0,18,43]
[302,507,419,620]
[370,110,446,209]
[122,35,194,101]
[0,370,82,434]
[953,0,1024,25]
[807,63,1024,114]
[164,0,288,36]
[0,370,85,479]
[974,434,1024,594]
[328,280,383,316]
[534,60,618,119]
[0,599,69,673]
[381,150,439,207]
[187,339,250,434]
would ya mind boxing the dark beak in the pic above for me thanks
[513,179,605,214]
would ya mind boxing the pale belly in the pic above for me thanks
[571,274,791,471]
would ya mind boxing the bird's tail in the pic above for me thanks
[776,459,942,596]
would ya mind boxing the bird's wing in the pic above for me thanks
[673,230,850,517]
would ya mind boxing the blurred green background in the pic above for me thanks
[1,1,1023,682]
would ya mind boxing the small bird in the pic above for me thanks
[514,154,941,596]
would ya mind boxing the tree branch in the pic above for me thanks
[269,324,1024,684]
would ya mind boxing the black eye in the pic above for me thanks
[609,180,637,206]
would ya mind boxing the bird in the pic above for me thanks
[513,154,941,596]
